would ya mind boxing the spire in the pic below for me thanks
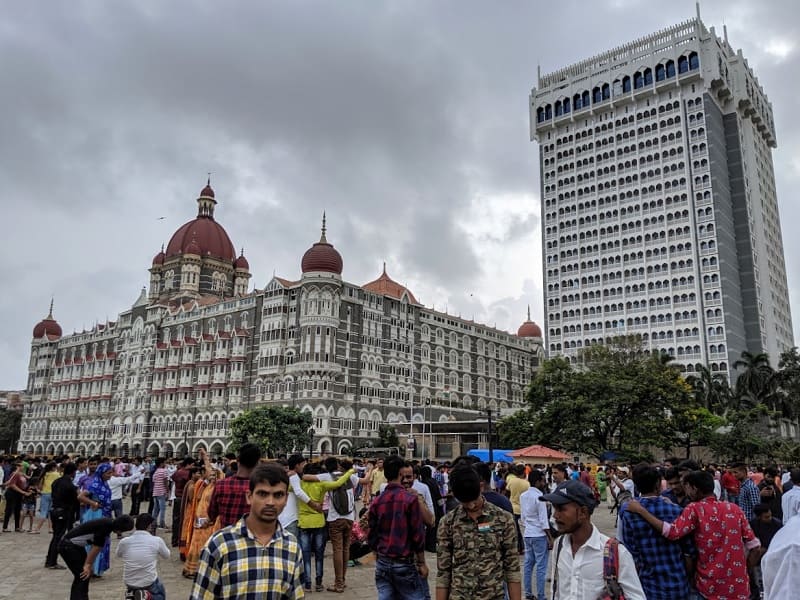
[47,297,54,319]
[320,212,328,243]
[382,261,387,275]
[527,305,531,321]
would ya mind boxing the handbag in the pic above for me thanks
[597,538,625,600]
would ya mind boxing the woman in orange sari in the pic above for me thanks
[182,467,224,578]
[178,468,203,561]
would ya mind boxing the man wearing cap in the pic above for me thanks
[542,480,645,600]
[436,463,520,600]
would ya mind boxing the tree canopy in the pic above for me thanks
[228,406,313,458]
[499,338,800,462]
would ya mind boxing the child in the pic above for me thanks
[348,507,371,566]
[20,477,39,532]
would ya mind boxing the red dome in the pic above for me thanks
[200,184,215,199]
[302,241,343,274]
[517,320,542,338]
[184,238,202,256]
[152,250,165,265]
[165,218,236,262]
[234,252,250,270]
[301,215,342,274]
[33,312,62,340]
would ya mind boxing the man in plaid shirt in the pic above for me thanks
[368,455,428,600]
[620,464,694,600]
[190,464,304,600]
[208,443,262,527]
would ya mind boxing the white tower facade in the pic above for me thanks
[530,15,793,379]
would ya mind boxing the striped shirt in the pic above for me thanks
[151,468,169,497]
[189,518,304,600]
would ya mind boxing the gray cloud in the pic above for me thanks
[2,0,800,387]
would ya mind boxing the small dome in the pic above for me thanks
[152,248,165,265]
[363,264,417,303]
[234,251,250,270]
[517,306,542,338]
[33,302,62,340]
[199,183,215,199]
[301,214,343,275]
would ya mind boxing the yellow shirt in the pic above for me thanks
[370,469,386,495]
[41,471,60,494]
[506,475,530,515]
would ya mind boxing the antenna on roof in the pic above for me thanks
[695,1,701,20]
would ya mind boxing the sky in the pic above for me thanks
[2,0,799,389]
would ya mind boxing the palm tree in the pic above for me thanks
[733,351,775,405]
[687,363,736,418]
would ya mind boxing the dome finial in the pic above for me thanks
[207,172,212,186]
[48,297,54,319]
[320,211,328,243]
[382,261,387,275]
[527,305,531,321]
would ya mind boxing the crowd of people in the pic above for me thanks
[2,450,800,599]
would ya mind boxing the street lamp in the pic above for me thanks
[101,426,108,456]
[308,427,315,461]
[487,408,494,465]
[183,430,189,458]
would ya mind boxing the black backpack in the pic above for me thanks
[330,478,354,515]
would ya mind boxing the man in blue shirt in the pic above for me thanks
[620,464,694,600]
[660,467,690,508]
[731,462,761,522]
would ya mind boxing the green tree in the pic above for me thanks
[507,336,693,458]
[378,425,400,448]
[229,406,313,458]
[497,406,536,448]
[0,408,21,453]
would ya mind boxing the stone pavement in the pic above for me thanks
[0,501,619,600]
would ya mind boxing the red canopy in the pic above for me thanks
[508,444,570,459]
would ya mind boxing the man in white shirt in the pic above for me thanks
[519,470,552,600]
[108,466,134,520]
[116,514,170,600]
[541,480,645,600]
[781,469,800,524]
[762,513,800,599]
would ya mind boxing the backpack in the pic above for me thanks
[330,478,354,516]
[552,537,625,600]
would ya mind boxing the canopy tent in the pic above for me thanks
[506,444,570,465]
[466,449,516,464]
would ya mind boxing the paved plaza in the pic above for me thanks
[0,502,618,599]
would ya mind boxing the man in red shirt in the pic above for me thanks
[368,455,427,600]
[208,443,261,528]
[627,470,760,600]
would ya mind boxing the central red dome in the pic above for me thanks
[33,302,62,340]
[165,218,236,262]
[301,214,343,274]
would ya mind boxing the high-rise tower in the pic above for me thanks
[530,13,793,379]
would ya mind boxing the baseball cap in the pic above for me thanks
[540,480,598,509]
[617,466,630,474]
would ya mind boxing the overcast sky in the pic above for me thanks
[2,0,798,388]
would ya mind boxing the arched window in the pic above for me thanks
[602,83,610,100]
[536,107,544,123]
[634,72,644,89]
[643,68,653,85]
[545,104,552,119]
[666,60,676,78]
[581,90,590,107]
[573,93,582,110]
[689,52,699,70]
[555,100,563,116]
[593,87,602,103]
[656,64,665,82]
[678,55,689,74]
[563,97,571,113]
[622,76,631,93]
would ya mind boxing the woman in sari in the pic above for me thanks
[179,468,203,561]
[77,463,114,576]
[182,468,223,578]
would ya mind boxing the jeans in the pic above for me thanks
[283,521,299,539]
[127,578,165,600]
[151,495,167,528]
[58,539,90,600]
[2,489,21,530]
[375,557,428,600]
[328,518,353,588]
[513,513,524,552]
[39,493,52,518]
[46,507,70,567]
[171,495,183,546]
[111,498,124,519]
[298,526,326,587]
[523,536,549,600]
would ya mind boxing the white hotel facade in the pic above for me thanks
[530,13,793,379]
